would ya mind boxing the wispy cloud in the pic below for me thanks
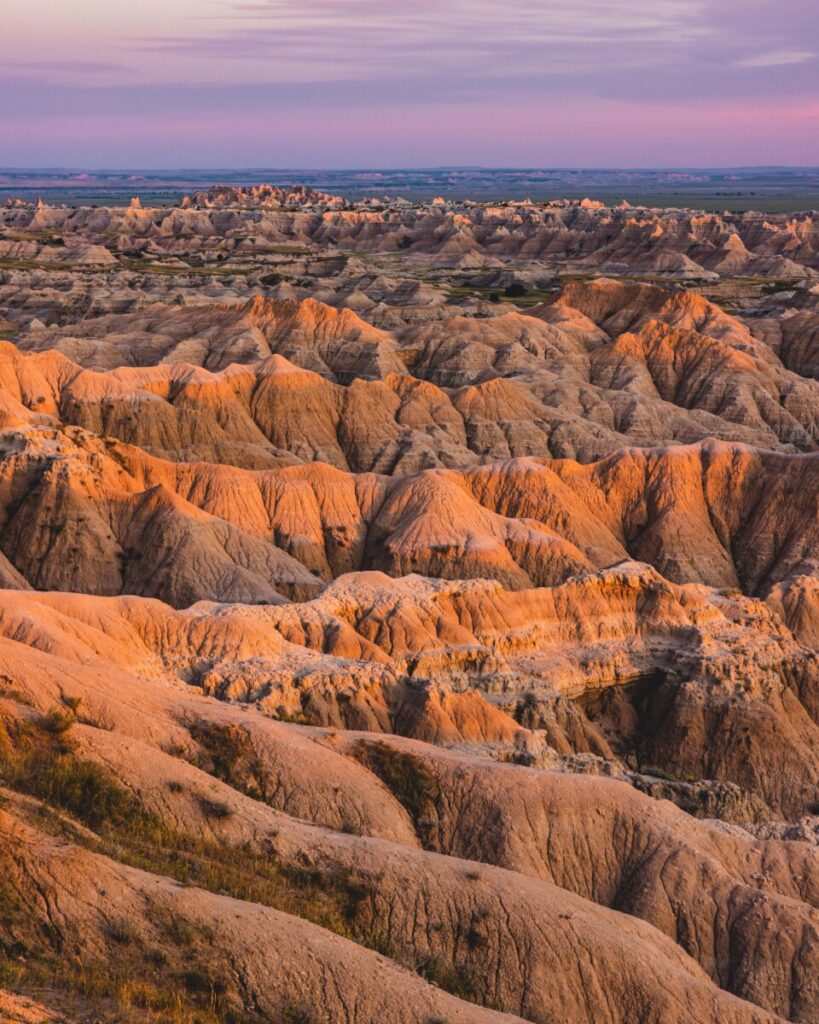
[736,49,815,68]
[136,0,708,79]
[6,61,129,75]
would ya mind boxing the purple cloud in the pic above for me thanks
[1,0,817,166]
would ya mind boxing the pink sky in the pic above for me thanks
[2,0,818,167]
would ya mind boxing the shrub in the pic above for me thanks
[196,795,234,820]
[60,693,83,714]
[39,707,75,736]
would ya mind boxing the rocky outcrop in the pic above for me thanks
[0,425,813,604]
[3,194,818,278]
[0,564,814,817]
[8,280,816,460]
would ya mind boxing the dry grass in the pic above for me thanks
[0,714,139,830]
[0,712,494,1017]
[187,720,270,801]
[0,955,233,1024]
[351,741,440,848]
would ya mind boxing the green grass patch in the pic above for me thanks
[119,259,251,278]
[447,283,559,307]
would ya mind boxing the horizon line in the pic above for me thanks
[3,164,819,174]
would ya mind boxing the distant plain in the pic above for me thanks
[3,166,819,211]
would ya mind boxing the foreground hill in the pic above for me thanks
[0,585,817,1022]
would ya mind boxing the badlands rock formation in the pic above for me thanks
[0,187,816,1024]
[2,188,818,279]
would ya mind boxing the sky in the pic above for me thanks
[1,0,818,168]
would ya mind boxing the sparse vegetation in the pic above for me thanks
[0,714,368,1019]
[188,720,268,799]
[281,1005,317,1024]
[0,709,507,1016]
[60,692,83,714]
[39,707,76,736]
[0,677,33,707]
[107,917,139,944]
[196,794,235,820]
[0,714,138,830]
[447,282,558,307]
[639,765,679,782]
[0,708,359,910]
[761,279,797,294]
[0,952,240,1024]
[416,954,484,1005]
[351,741,439,848]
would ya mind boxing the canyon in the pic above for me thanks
[0,186,816,1024]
